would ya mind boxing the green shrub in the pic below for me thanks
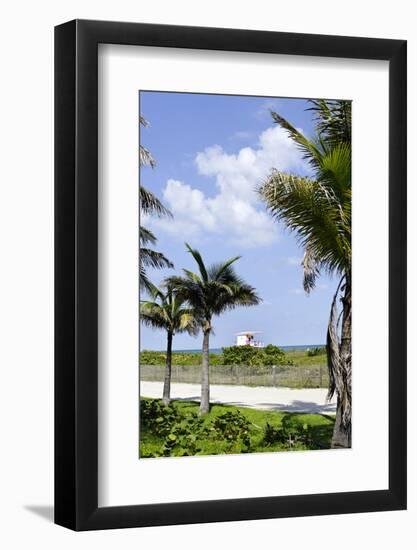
[263,420,314,449]
[140,349,224,366]
[140,399,181,437]
[140,399,210,457]
[140,399,253,457]
[306,346,326,357]
[210,410,252,452]
[159,413,210,457]
[222,344,292,366]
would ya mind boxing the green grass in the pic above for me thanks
[285,349,327,367]
[140,398,335,458]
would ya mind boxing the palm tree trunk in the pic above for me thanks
[331,277,352,448]
[332,397,351,448]
[162,331,173,405]
[200,329,210,414]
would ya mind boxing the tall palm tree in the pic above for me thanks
[140,283,198,404]
[167,243,261,414]
[259,100,351,448]
[139,115,173,292]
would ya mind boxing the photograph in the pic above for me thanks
[139,91,352,458]
[0,2,409,541]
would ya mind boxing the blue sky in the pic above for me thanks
[140,91,338,351]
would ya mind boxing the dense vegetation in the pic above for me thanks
[140,398,335,458]
[222,344,292,366]
[140,346,326,368]
[140,349,225,366]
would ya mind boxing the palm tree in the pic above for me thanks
[167,243,261,414]
[139,115,173,292]
[258,100,351,448]
[140,283,198,404]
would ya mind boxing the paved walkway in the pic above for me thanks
[140,381,336,414]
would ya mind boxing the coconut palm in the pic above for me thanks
[139,115,173,292]
[259,100,351,448]
[140,283,199,404]
[167,243,261,414]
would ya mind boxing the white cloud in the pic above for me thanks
[151,125,307,247]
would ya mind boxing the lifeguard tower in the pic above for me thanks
[235,331,265,348]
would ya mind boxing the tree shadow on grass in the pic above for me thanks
[280,412,334,448]
[213,400,335,414]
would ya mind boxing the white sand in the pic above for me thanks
[140,381,336,414]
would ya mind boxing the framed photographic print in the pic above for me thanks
[55,19,407,530]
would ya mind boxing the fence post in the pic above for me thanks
[319,364,323,386]
[272,365,276,387]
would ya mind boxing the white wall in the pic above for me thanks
[0,1,414,548]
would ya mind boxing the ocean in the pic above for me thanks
[173,344,325,354]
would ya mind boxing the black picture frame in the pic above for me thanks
[55,19,407,531]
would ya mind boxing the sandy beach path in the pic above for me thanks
[140,381,336,414]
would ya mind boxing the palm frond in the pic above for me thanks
[207,256,241,281]
[178,311,200,336]
[302,243,320,293]
[259,170,349,275]
[182,269,203,284]
[318,142,351,204]
[307,99,351,146]
[141,248,174,270]
[139,115,156,167]
[167,247,260,327]
[142,280,165,301]
[166,275,205,311]
[139,225,157,246]
[140,186,172,218]
[217,282,262,312]
[139,145,156,168]
[185,243,208,282]
[140,284,199,336]
[270,110,324,169]
[140,266,155,295]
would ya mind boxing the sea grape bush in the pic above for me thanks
[159,413,209,457]
[140,400,209,457]
[210,410,252,452]
[263,421,315,449]
[222,344,292,366]
[140,399,181,437]
[140,349,224,366]
[140,399,254,457]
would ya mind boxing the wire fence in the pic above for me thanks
[140,363,329,389]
